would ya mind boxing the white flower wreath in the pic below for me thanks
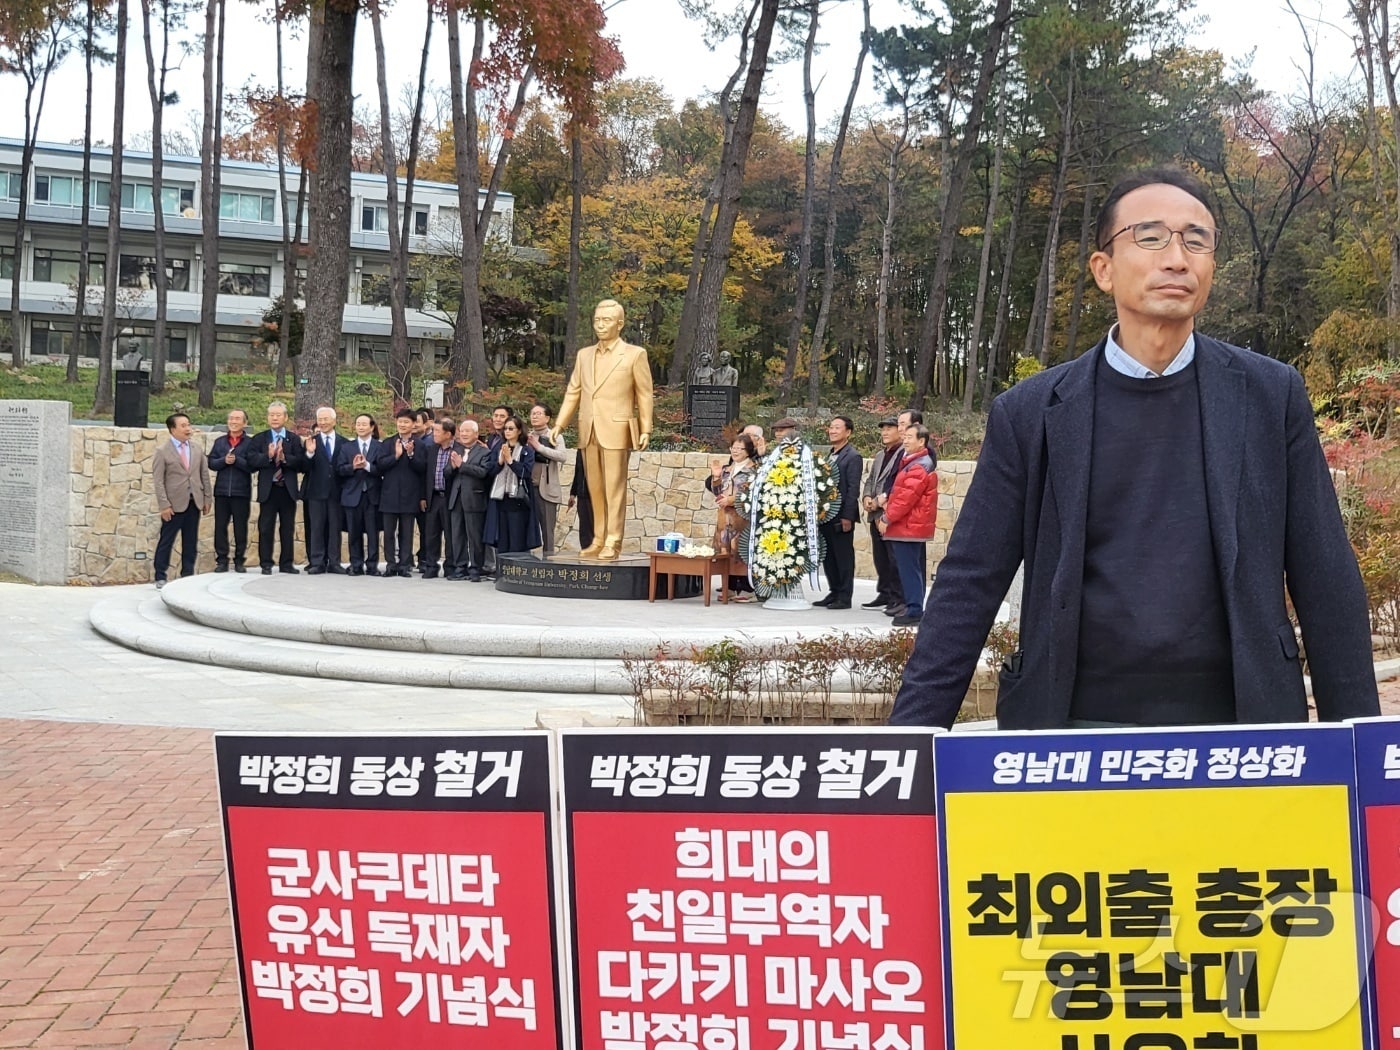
[739,436,837,594]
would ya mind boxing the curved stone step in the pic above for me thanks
[156,573,902,659]
[89,590,638,698]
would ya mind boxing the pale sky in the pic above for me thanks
[0,0,1363,156]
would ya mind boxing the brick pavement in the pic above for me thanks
[0,720,243,1048]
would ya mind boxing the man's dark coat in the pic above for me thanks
[890,336,1379,729]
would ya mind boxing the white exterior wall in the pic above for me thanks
[0,138,513,368]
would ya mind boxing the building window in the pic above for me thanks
[359,272,423,310]
[33,248,105,285]
[119,254,190,292]
[120,182,194,215]
[214,328,256,362]
[361,204,389,233]
[29,319,104,359]
[219,191,275,224]
[0,172,20,201]
[217,262,271,297]
[413,208,429,236]
[0,247,13,280]
[34,174,110,208]
[360,272,391,307]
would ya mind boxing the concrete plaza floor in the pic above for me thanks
[4,579,1400,1046]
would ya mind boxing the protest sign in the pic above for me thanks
[1352,716,1400,1048]
[934,725,1369,1050]
[215,732,563,1048]
[560,727,943,1050]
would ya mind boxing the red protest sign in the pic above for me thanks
[216,734,563,1049]
[560,728,944,1050]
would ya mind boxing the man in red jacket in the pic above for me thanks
[878,425,937,627]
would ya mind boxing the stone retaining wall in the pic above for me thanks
[66,425,976,585]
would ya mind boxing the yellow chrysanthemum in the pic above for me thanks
[758,530,791,555]
[767,463,797,486]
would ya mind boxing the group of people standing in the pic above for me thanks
[153,400,570,587]
[703,413,939,619]
[153,396,941,615]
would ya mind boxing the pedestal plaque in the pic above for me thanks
[494,552,699,600]
[684,384,739,442]
[0,400,70,584]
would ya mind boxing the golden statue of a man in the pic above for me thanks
[553,300,654,560]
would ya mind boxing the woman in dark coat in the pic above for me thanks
[484,415,542,555]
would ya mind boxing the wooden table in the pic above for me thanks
[647,550,732,606]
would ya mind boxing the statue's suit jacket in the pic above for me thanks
[890,335,1379,730]
[559,340,654,450]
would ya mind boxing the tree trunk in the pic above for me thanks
[1352,1,1395,355]
[1037,72,1074,365]
[196,0,224,409]
[911,0,1013,408]
[779,0,821,402]
[10,26,61,369]
[669,0,763,385]
[807,0,871,411]
[371,1,411,405]
[873,116,909,399]
[445,15,535,397]
[274,6,291,389]
[985,166,1024,404]
[686,0,781,382]
[566,125,584,370]
[70,1,97,384]
[964,65,1007,412]
[142,0,171,392]
[395,11,432,396]
[298,2,358,420]
[1063,181,1095,358]
[1375,0,1400,358]
[445,13,488,399]
[95,0,130,414]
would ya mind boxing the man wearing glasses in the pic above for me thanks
[892,167,1378,730]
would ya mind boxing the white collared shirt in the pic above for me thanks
[1104,325,1196,379]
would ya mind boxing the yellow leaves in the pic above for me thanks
[534,175,780,307]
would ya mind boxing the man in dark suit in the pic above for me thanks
[207,408,253,572]
[375,408,426,577]
[302,406,347,574]
[445,418,494,580]
[412,408,434,573]
[420,417,463,580]
[861,418,905,614]
[815,415,862,610]
[891,167,1379,730]
[336,413,383,575]
[246,401,310,574]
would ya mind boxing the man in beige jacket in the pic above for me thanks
[152,412,212,588]
[553,300,653,560]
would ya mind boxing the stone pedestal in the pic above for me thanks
[0,400,70,584]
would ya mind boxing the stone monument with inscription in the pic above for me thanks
[0,399,70,584]
[685,351,740,444]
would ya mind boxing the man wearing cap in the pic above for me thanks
[862,417,905,615]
